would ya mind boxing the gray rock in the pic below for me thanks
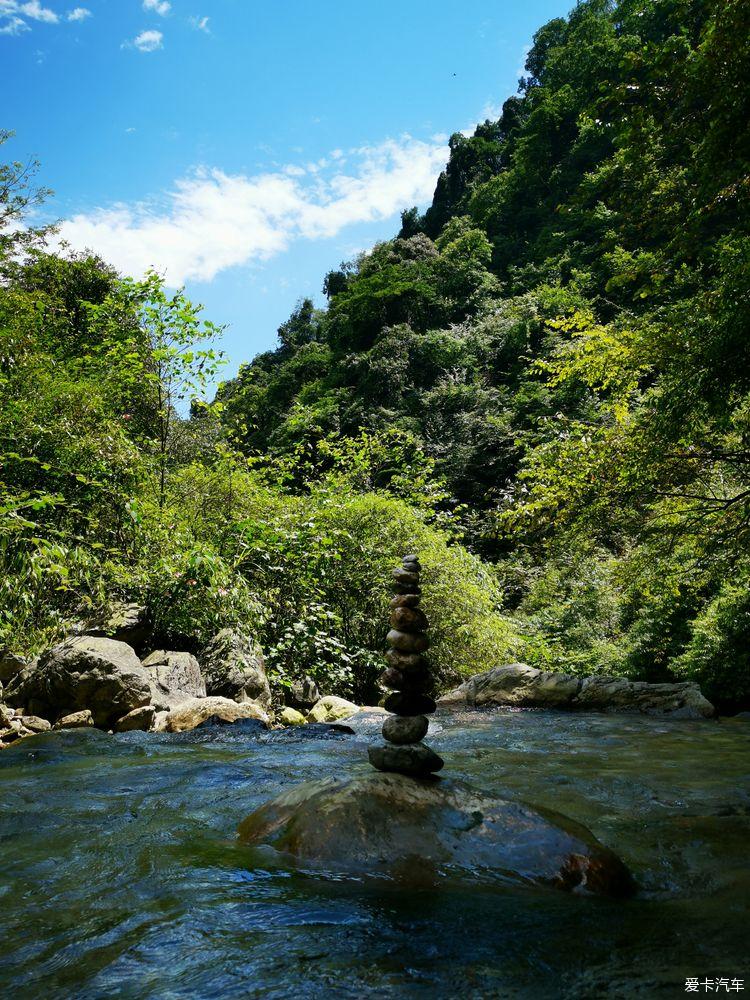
[114,705,156,732]
[0,652,27,683]
[368,741,444,776]
[438,663,715,718]
[386,629,429,654]
[390,593,421,608]
[285,676,321,711]
[238,773,634,897]
[383,691,437,716]
[201,629,271,706]
[382,713,429,745]
[379,666,431,693]
[391,568,419,587]
[86,602,151,650]
[17,637,151,726]
[156,696,269,733]
[141,650,206,711]
[19,715,51,733]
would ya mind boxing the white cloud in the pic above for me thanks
[188,14,209,33]
[126,28,163,51]
[67,6,90,21]
[0,0,59,31]
[143,0,170,14]
[58,135,448,285]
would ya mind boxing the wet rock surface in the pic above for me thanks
[238,772,634,896]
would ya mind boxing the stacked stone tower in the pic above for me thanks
[368,554,444,777]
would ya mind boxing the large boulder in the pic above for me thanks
[141,650,206,711]
[11,636,152,726]
[284,676,321,711]
[238,773,634,897]
[306,696,359,723]
[439,664,715,718]
[84,602,151,651]
[154,695,269,733]
[0,651,28,684]
[201,629,271,706]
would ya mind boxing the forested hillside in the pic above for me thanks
[2,0,748,708]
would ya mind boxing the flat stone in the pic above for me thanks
[390,607,428,632]
[237,773,635,897]
[382,713,429,745]
[54,709,94,730]
[387,629,429,654]
[391,568,419,587]
[19,715,51,733]
[384,691,437,716]
[368,741,444,776]
[390,593,421,609]
[393,583,421,596]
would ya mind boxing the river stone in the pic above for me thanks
[306,696,359,724]
[54,709,95,729]
[382,713,429,745]
[380,666,431,693]
[160,696,269,733]
[393,583,422,596]
[390,606,428,632]
[391,568,419,588]
[384,691,437,716]
[387,629,429,654]
[19,715,51,733]
[200,629,271,706]
[238,773,634,897]
[141,650,206,711]
[368,741,444,776]
[384,649,428,673]
[279,706,306,726]
[22,637,152,726]
[114,705,156,732]
[390,593,421,609]
[439,663,715,717]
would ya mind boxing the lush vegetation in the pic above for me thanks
[2,0,748,708]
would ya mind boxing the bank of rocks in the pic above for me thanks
[438,663,715,718]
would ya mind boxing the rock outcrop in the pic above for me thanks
[201,629,271,706]
[238,773,634,897]
[368,554,443,776]
[84,602,151,651]
[141,650,206,711]
[10,636,152,726]
[438,663,715,718]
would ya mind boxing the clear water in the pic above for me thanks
[1,709,748,999]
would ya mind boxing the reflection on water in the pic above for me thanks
[0,709,748,998]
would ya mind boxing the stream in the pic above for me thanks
[1,708,748,998]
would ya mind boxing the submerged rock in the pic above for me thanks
[238,773,634,897]
[439,663,715,718]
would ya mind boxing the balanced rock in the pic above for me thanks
[386,629,429,654]
[238,773,634,897]
[384,649,428,673]
[369,741,443,776]
[384,691,437,716]
[382,713,428,745]
[390,606,428,632]
[390,593,421,609]
[380,666,431,693]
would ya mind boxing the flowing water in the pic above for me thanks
[1,708,748,999]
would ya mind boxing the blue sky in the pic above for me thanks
[3,0,571,382]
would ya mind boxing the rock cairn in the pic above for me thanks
[368,554,444,777]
